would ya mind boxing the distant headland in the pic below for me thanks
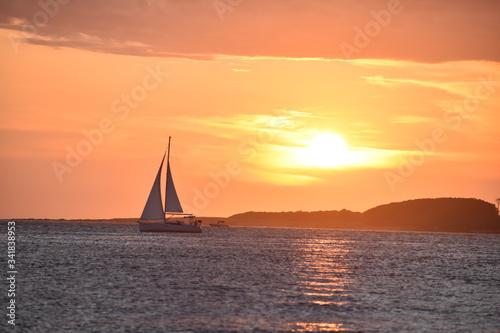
[5,198,499,234]
[225,198,500,233]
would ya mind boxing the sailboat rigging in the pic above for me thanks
[137,137,202,233]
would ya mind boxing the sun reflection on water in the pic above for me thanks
[290,322,349,332]
[288,236,355,330]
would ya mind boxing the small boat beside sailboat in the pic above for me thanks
[138,137,202,233]
[209,220,229,227]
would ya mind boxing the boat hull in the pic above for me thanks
[138,221,202,233]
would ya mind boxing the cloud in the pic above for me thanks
[363,75,398,88]
[390,116,437,124]
[163,110,319,142]
[362,69,500,98]
[1,0,499,62]
[363,75,464,94]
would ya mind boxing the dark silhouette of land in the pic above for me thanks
[227,198,500,233]
[5,198,499,234]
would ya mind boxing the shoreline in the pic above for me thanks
[2,218,499,234]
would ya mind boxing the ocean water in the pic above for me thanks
[3,220,500,332]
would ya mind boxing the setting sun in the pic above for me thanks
[297,133,350,168]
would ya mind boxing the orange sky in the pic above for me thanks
[1,0,499,219]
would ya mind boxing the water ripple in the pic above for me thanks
[5,221,500,332]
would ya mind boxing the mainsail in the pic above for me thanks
[140,153,166,221]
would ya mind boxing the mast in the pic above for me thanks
[165,136,171,213]
[165,136,183,213]
[167,136,172,171]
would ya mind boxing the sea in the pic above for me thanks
[2,220,499,332]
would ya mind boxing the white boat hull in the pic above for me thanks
[138,221,202,233]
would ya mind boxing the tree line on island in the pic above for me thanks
[226,198,500,233]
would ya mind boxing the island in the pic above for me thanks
[6,198,499,234]
[225,198,500,233]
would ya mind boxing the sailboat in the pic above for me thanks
[138,137,202,233]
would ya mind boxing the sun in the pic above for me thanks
[296,133,350,168]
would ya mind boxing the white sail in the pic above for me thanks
[165,161,183,213]
[139,154,165,221]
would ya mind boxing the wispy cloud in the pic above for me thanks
[362,74,498,98]
[363,75,461,93]
[164,110,319,142]
[391,116,437,124]
[231,68,250,72]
